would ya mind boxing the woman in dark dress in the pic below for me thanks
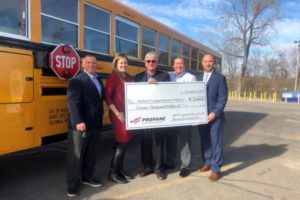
[105,53,133,184]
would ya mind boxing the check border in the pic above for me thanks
[124,81,208,130]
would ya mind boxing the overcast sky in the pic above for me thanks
[118,0,300,53]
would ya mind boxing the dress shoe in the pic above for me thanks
[155,171,167,180]
[179,168,191,178]
[82,179,103,187]
[138,168,153,177]
[67,191,77,197]
[120,170,134,180]
[67,187,78,197]
[208,172,219,182]
[109,173,129,184]
[199,164,210,172]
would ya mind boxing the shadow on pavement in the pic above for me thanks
[189,111,269,170]
[220,111,288,177]
[222,143,288,176]
[0,132,142,200]
[223,111,267,147]
[0,111,279,199]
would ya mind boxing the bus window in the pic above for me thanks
[0,0,28,38]
[84,3,110,54]
[191,47,198,71]
[191,47,197,60]
[41,0,78,47]
[158,33,169,66]
[199,51,205,71]
[191,60,198,71]
[142,27,156,60]
[182,43,190,68]
[115,16,139,58]
[171,39,181,65]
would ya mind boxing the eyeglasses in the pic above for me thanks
[146,60,156,64]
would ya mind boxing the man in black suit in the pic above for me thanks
[66,55,104,197]
[134,51,170,180]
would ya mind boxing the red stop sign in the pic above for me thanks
[50,44,80,80]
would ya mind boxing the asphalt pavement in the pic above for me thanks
[0,100,300,200]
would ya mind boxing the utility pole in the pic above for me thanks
[294,41,300,91]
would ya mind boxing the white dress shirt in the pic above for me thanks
[203,71,212,83]
[168,71,196,82]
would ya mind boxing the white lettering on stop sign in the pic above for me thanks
[55,55,76,69]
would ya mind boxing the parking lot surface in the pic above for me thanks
[1,100,300,200]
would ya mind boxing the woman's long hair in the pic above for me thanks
[112,53,129,82]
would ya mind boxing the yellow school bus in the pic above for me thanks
[0,0,222,155]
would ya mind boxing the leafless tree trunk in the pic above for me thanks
[217,0,278,93]
[222,43,241,91]
[248,50,263,91]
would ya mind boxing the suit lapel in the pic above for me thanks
[82,72,92,85]
[207,71,216,86]
[82,72,101,97]
[96,76,104,98]
[142,71,148,81]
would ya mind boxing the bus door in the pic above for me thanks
[0,47,34,155]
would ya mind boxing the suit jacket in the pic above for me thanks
[134,69,169,136]
[134,69,170,82]
[198,71,228,120]
[67,71,104,131]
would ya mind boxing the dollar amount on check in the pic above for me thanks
[125,82,208,130]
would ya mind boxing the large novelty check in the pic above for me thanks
[124,82,207,130]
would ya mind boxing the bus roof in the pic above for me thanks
[113,1,221,58]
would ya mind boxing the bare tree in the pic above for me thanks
[217,0,278,93]
[247,50,263,91]
[222,43,241,91]
[286,46,298,78]
[263,53,289,91]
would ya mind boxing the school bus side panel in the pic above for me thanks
[0,47,35,155]
[35,71,69,138]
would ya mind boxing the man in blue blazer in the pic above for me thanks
[197,54,228,182]
[66,55,104,196]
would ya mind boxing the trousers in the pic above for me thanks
[66,129,101,190]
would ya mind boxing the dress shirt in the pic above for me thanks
[146,72,154,80]
[203,71,212,83]
[168,71,196,82]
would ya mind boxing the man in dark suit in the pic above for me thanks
[66,55,104,197]
[197,54,228,182]
[134,51,170,180]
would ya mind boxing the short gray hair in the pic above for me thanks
[144,51,156,60]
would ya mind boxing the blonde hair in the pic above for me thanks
[112,53,128,80]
